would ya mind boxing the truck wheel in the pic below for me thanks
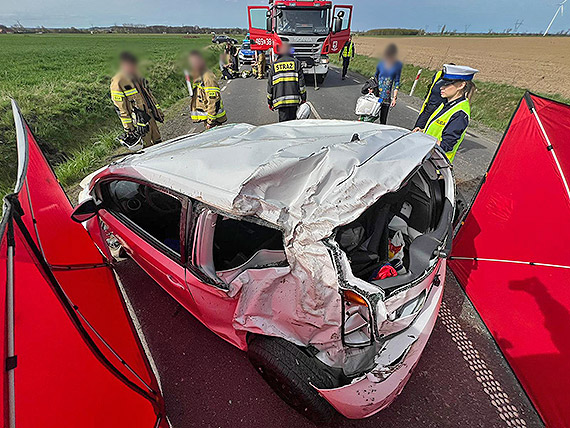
[247,335,337,423]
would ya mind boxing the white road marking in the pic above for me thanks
[221,85,227,92]
[406,105,421,113]
[439,302,527,427]
[306,101,322,120]
[353,79,361,84]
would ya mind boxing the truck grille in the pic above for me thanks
[282,37,327,62]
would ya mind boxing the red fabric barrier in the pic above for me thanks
[1,104,166,427]
[450,93,570,427]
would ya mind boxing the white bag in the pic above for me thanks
[355,94,382,117]
[296,103,312,120]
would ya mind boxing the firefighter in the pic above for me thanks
[267,43,307,122]
[339,34,355,80]
[415,65,478,163]
[110,51,164,148]
[188,50,227,130]
[255,50,267,80]
[414,64,452,130]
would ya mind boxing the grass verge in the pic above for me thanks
[0,34,221,195]
[331,54,570,132]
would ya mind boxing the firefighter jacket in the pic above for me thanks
[267,55,307,109]
[110,71,164,132]
[190,71,227,125]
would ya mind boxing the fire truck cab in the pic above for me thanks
[247,1,353,84]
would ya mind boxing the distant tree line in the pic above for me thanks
[361,26,570,37]
[0,24,246,35]
[364,28,426,36]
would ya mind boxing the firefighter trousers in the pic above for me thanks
[278,106,298,122]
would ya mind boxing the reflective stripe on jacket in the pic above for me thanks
[419,70,443,115]
[190,71,227,125]
[424,99,471,163]
[341,41,354,58]
[267,55,306,109]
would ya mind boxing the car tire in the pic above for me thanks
[316,74,327,85]
[247,335,337,423]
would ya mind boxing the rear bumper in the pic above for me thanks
[316,269,444,419]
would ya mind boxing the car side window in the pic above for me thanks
[103,180,183,257]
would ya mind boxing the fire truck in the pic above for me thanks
[247,1,353,84]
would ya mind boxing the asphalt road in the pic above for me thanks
[117,66,543,428]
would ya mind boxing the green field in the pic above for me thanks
[331,54,570,133]
[0,33,217,195]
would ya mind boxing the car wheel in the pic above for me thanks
[247,335,337,423]
[316,74,327,85]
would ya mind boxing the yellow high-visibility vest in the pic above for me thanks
[341,42,354,58]
[424,99,470,163]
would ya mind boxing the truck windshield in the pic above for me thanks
[277,8,330,35]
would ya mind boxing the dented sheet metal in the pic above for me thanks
[316,262,445,419]
[86,120,437,350]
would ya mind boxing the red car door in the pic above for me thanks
[96,179,192,307]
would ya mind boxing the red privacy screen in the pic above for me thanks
[1,104,166,428]
[450,93,570,427]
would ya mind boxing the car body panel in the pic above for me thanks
[316,262,445,419]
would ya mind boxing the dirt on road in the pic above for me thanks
[356,36,570,98]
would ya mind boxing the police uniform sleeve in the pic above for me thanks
[440,111,469,152]
[415,78,444,129]
[297,61,307,102]
[110,77,135,132]
[204,73,222,125]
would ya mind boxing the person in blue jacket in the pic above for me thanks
[360,43,402,124]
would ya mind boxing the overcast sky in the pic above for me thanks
[1,0,568,33]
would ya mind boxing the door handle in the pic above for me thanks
[166,275,184,289]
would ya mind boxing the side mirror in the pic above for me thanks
[266,16,273,33]
[333,16,343,34]
[71,198,100,223]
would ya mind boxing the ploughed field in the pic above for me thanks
[356,36,570,99]
[0,33,215,194]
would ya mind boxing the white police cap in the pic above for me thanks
[442,64,479,81]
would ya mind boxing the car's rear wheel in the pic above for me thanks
[247,335,338,423]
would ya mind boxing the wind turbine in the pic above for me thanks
[544,0,567,36]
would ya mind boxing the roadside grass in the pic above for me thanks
[0,33,219,194]
[332,54,570,132]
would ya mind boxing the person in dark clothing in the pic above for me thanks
[339,35,355,80]
[225,42,238,72]
[414,66,452,130]
[267,43,307,122]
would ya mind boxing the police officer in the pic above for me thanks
[188,50,227,129]
[413,64,454,130]
[110,51,164,148]
[339,34,355,80]
[415,65,478,163]
[267,43,307,122]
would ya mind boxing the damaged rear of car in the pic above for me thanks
[75,120,454,422]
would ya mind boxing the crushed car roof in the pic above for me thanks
[102,120,437,240]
